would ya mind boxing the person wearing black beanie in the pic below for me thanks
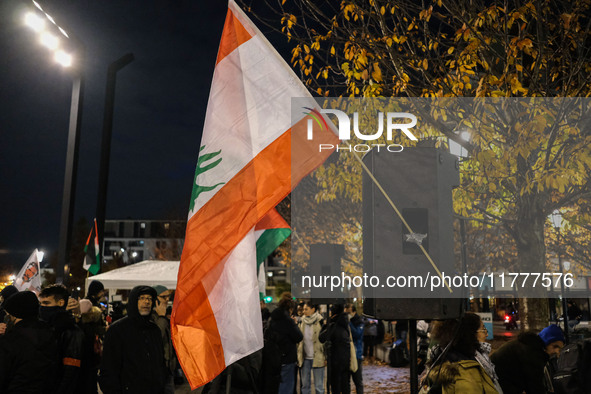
[3,290,39,320]
[0,290,59,393]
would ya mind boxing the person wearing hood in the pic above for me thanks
[0,290,58,393]
[99,285,165,394]
[39,284,85,394]
[297,301,326,394]
[319,303,352,394]
[491,324,565,394]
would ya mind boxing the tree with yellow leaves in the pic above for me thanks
[243,0,591,329]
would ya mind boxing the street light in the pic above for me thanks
[550,209,569,344]
[96,53,135,263]
[23,0,84,285]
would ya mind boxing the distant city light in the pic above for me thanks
[25,12,45,32]
[132,252,138,258]
[8,274,16,282]
[54,50,72,67]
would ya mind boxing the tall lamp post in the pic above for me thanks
[550,209,569,344]
[24,1,84,285]
[96,53,135,265]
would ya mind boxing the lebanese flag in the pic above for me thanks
[255,208,291,298]
[171,0,337,389]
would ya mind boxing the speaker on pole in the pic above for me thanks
[363,146,463,320]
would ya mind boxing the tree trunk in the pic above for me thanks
[514,194,549,331]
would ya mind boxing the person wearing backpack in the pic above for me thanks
[491,324,565,394]
[551,336,591,393]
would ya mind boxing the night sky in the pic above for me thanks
[0,0,281,273]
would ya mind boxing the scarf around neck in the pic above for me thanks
[302,312,323,326]
[475,342,503,393]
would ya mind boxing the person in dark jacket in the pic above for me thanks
[490,324,565,394]
[86,280,106,308]
[345,303,364,394]
[362,316,377,361]
[0,285,18,336]
[0,290,59,393]
[39,284,85,394]
[394,319,409,360]
[151,285,175,394]
[0,285,18,320]
[77,299,107,394]
[264,292,303,394]
[320,303,351,394]
[99,285,165,394]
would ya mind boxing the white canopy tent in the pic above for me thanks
[85,260,180,303]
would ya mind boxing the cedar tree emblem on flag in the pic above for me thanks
[170,0,338,389]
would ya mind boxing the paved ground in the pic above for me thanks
[174,322,520,393]
[359,361,411,394]
[174,360,411,394]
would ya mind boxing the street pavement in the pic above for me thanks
[174,361,411,393]
[174,323,519,393]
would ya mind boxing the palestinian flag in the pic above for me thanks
[83,218,100,275]
[255,208,291,299]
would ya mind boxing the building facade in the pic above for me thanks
[102,219,185,265]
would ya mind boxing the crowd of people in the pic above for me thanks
[0,281,176,394]
[260,297,573,394]
[260,294,391,394]
[423,313,567,394]
[0,283,578,394]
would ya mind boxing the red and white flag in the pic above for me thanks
[171,0,337,388]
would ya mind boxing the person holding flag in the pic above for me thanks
[170,0,338,389]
